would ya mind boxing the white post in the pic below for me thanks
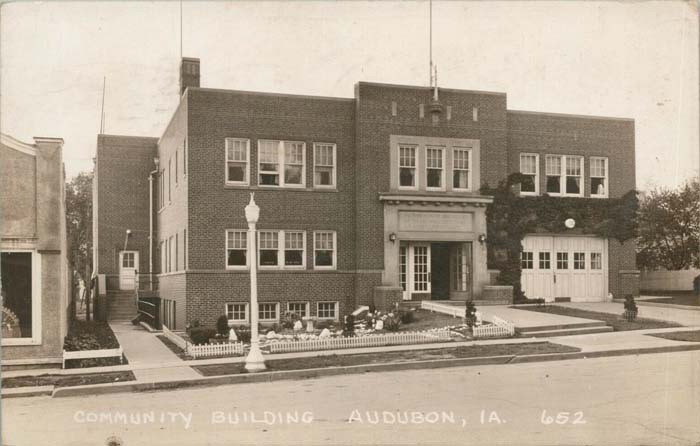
[244,193,266,372]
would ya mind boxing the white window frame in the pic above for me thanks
[225,303,249,324]
[590,156,608,198]
[1,249,42,346]
[258,303,280,322]
[225,138,250,186]
[256,230,307,270]
[283,231,306,269]
[452,147,472,192]
[317,301,339,320]
[398,145,419,190]
[545,155,563,196]
[425,146,446,191]
[313,231,337,270]
[519,153,539,196]
[257,140,306,188]
[313,143,337,188]
[286,302,310,318]
[564,155,585,197]
[226,229,248,270]
[521,251,534,269]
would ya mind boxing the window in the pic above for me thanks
[539,252,551,269]
[399,246,407,291]
[453,148,471,190]
[556,252,568,269]
[426,147,444,189]
[519,154,539,195]
[399,145,417,188]
[169,237,175,272]
[226,230,247,268]
[313,143,336,188]
[175,233,179,271]
[284,231,305,267]
[258,231,279,267]
[168,158,172,202]
[590,252,602,270]
[566,157,583,195]
[257,140,306,187]
[122,252,135,268]
[590,157,608,197]
[183,229,187,270]
[183,138,187,176]
[287,302,308,318]
[225,138,250,185]
[258,303,279,322]
[1,251,40,344]
[545,155,562,194]
[317,302,338,320]
[574,252,586,270]
[314,231,336,269]
[521,251,534,269]
[175,150,178,185]
[226,303,248,323]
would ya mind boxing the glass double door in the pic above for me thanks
[399,244,431,300]
[399,242,472,300]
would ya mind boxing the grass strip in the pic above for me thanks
[512,305,682,331]
[3,371,135,389]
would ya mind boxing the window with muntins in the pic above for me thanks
[284,231,305,267]
[317,302,338,320]
[258,231,279,267]
[590,157,608,198]
[574,252,586,270]
[521,251,534,269]
[590,252,602,270]
[545,155,562,194]
[258,140,280,186]
[566,157,583,195]
[538,252,551,269]
[426,147,444,190]
[258,303,278,321]
[226,230,247,268]
[226,303,248,323]
[313,143,336,188]
[226,138,249,185]
[556,252,568,269]
[258,140,306,187]
[452,148,471,191]
[284,142,304,185]
[287,302,308,318]
[399,146,417,188]
[314,231,336,269]
[519,154,539,194]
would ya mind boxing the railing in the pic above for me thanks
[267,329,452,354]
[421,300,464,318]
[137,297,161,329]
[135,272,159,291]
[473,316,515,339]
[186,342,245,359]
[62,347,124,369]
[162,324,188,350]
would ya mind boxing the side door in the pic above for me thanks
[119,251,138,290]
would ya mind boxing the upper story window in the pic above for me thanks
[258,140,306,187]
[544,155,584,197]
[519,154,539,195]
[313,143,336,188]
[226,138,250,185]
[452,148,472,191]
[314,231,336,270]
[258,230,306,269]
[590,157,608,198]
[426,147,445,190]
[398,145,418,189]
[226,230,247,269]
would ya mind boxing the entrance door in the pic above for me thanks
[399,243,432,300]
[521,236,607,302]
[449,242,473,300]
[119,251,138,290]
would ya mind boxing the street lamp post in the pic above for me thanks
[244,193,266,372]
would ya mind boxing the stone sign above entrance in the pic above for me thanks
[398,211,473,233]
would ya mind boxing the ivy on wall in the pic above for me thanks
[481,173,638,301]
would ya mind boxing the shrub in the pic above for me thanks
[383,313,401,332]
[216,315,230,337]
[236,326,252,343]
[465,301,477,328]
[187,319,201,334]
[399,309,416,324]
[343,314,355,337]
[368,304,376,314]
[316,319,332,330]
[281,312,301,329]
[624,295,637,312]
[189,327,217,345]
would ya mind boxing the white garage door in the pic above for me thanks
[521,235,608,302]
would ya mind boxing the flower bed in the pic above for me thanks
[62,320,124,369]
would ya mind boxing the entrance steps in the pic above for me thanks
[107,290,137,321]
[517,321,613,338]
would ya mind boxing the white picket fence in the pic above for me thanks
[473,316,515,339]
[421,301,464,318]
[187,342,245,359]
[267,329,451,354]
[162,324,244,359]
[62,347,123,368]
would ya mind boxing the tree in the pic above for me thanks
[65,172,93,320]
[637,178,700,270]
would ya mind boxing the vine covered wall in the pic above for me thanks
[482,173,638,301]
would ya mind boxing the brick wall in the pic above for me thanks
[95,135,158,281]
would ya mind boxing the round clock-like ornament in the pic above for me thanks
[564,218,576,229]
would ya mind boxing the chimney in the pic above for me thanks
[179,57,200,95]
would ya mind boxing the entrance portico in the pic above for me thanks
[380,194,492,301]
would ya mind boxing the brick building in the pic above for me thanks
[1,133,70,369]
[94,58,639,330]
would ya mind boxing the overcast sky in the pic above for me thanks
[1,0,697,190]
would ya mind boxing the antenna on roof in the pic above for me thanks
[180,0,183,59]
[429,0,433,88]
[99,76,106,134]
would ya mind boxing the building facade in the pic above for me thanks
[1,133,70,369]
[94,58,639,330]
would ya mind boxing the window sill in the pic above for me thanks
[223,184,338,193]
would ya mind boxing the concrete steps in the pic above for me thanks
[107,290,137,321]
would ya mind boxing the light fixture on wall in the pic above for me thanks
[388,233,397,243]
[478,234,487,244]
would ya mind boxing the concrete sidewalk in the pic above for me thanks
[559,301,700,326]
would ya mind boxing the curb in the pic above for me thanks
[1,385,54,399]
[509,343,700,364]
[636,301,700,312]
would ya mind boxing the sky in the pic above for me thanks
[1,0,698,190]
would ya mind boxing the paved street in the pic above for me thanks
[3,350,700,446]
